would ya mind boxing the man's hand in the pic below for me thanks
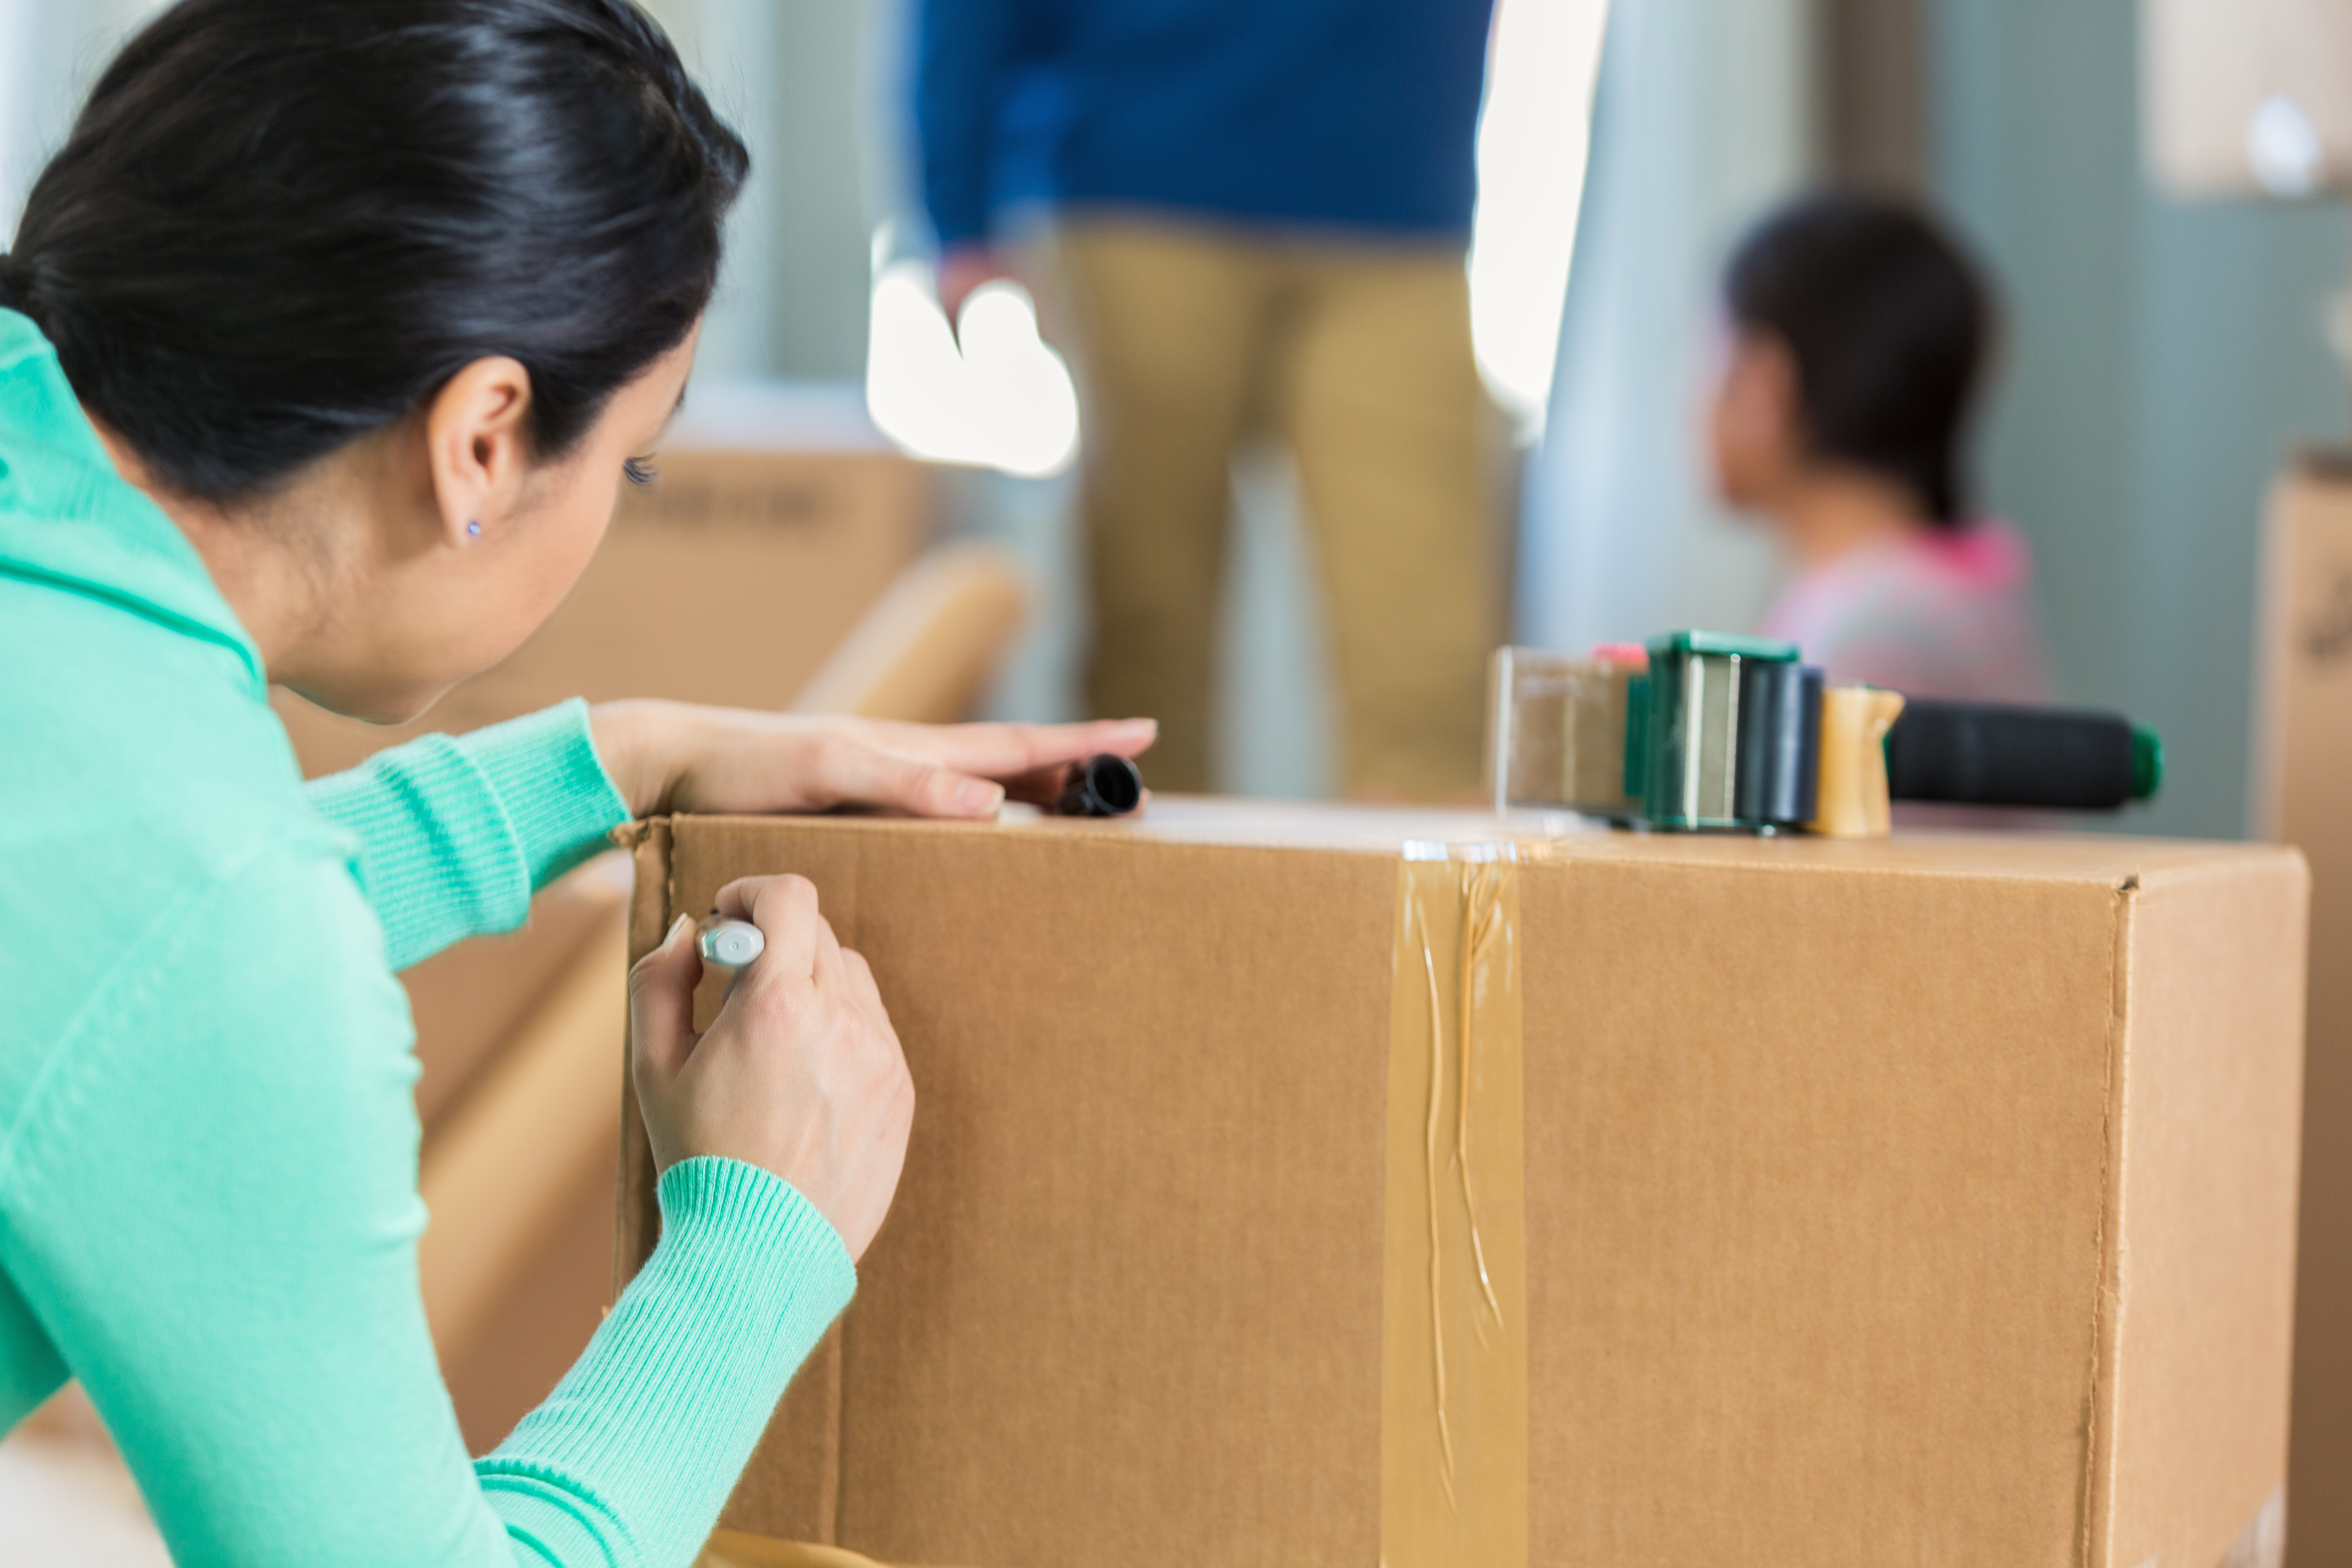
[590,700,1156,821]
[938,243,1015,332]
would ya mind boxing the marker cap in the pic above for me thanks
[698,916,765,967]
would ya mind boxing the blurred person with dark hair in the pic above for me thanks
[1710,191,2052,702]
[917,0,1501,799]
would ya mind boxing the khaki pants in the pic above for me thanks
[1051,219,1499,799]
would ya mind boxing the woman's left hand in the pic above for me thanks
[588,699,1157,821]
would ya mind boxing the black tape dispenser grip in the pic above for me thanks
[1884,699,2163,811]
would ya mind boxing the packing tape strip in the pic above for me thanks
[1381,844,1530,1568]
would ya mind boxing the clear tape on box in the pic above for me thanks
[1483,646,1644,819]
[1382,843,1532,1567]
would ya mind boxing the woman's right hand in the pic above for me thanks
[628,874,914,1261]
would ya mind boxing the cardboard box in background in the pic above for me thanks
[275,408,930,1452]
[2254,457,2352,1568]
[627,804,2305,1568]
[2141,0,2352,198]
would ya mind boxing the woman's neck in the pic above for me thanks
[83,408,347,676]
[1772,467,1931,572]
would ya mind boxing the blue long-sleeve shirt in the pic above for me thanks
[915,0,1497,249]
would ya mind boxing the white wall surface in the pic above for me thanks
[1517,0,1816,655]
[0,0,170,241]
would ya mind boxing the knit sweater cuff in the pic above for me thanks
[452,697,633,891]
[479,1158,855,1566]
[303,698,632,970]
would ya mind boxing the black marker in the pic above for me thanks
[1051,753,1145,817]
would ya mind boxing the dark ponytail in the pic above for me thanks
[1723,192,1992,528]
[4,0,746,503]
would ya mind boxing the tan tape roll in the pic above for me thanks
[1381,848,1530,1568]
[1808,686,1905,839]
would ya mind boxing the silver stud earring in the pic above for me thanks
[466,520,481,537]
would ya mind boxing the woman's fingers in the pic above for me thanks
[635,874,916,1258]
[840,945,882,1004]
[647,708,1158,820]
[627,914,702,1086]
[809,906,847,987]
[864,717,1157,780]
[790,723,1160,818]
[802,737,1007,819]
[714,873,823,979]
[839,947,893,1038]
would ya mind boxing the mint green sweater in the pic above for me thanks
[0,309,855,1564]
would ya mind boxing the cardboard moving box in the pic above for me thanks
[624,803,2305,1568]
[2254,455,2352,1568]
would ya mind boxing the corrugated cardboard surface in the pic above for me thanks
[1381,854,1527,1568]
[1519,853,2117,1564]
[441,1156,622,1454]
[2103,863,2305,1568]
[2254,461,2352,1568]
[405,867,623,1127]
[621,804,2305,1567]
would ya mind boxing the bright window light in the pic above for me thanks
[865,257,1082,478]
[1469,0,1612,436]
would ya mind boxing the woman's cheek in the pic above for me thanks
[533,472,623,613]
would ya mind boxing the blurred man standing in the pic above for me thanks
[917,0,1501,799]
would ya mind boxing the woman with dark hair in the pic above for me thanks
[0,2,1147,1561]
[1709,191,2051,701]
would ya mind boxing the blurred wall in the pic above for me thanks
[0,1,878,383]
[1517,0,1813,657]
[0,0,169,232]
[634,0,880,382]
[1815,0,1926,193]
[1925,0,2351,839]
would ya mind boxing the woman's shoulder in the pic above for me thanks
[1902,518,2034,593]
[1762,520,2052,701]
[0,572,349,889]
[0,622,387,1150]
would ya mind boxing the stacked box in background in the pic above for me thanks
[2254,456,2352,1568]
[627,803,2305,1568]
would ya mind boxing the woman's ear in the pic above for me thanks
[422,356,535,547]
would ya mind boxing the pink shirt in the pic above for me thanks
[1758,519,2053,703]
